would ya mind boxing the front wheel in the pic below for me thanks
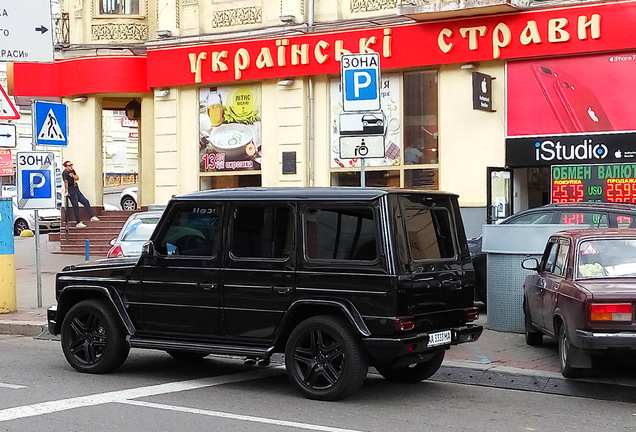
[285,316,368,401]
[61,299,130,374]
[14,218,30,236]
[557,323,584,378]
[375,349,445,383]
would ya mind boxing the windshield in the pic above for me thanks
[577,238,636,279]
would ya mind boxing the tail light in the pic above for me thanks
[107,244,123,258]
[463,307,480,322]
[395,317,415,331]
[590,303,632,321]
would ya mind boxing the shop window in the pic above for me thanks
[100,0,139,14]
[329,71,439,190]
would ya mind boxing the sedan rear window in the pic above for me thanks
[578,239,636,278]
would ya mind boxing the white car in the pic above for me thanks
[107,211,162,258]
[120,186,138,210]
[12,200,61,235]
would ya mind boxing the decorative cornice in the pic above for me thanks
[211,6,262,28]
[92,22,149,40]
[351,0,398,12]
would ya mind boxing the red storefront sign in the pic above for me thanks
[0,149,14,176]
[10,1,636,96]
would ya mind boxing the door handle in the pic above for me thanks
[274,286,292,294]
[199,283,215,291]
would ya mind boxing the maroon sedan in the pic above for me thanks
[522,229,636,378]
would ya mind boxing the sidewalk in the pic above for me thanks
[2,235,635,403]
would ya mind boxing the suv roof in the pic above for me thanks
[177,187,458,201]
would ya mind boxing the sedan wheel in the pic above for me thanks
[557,323,584,378]
[121,196,137,211]
[285,316,368,401]
[61,299,130,374]
[14,219,30,236]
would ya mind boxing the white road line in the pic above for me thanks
[0,383,27,389]
[121,400,365,432]
[0,368,282,423]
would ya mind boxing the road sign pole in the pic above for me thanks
[34,210,42,308]
[360,159,366,188]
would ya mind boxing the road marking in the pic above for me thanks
[121,400,365,432]
[0,368,281,423]
[0,383,27,389]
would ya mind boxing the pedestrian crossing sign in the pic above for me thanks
[34,101,68,146]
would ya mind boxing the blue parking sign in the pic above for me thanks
[341,53,381,112]
[21,170,52,199]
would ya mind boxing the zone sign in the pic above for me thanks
[16,151,56,209]
[340,53,381,112]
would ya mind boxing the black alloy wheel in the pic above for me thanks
[375,349,445,383]
[61,299,130,374]
[285,316,368,401]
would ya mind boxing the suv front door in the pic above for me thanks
[138,203,222,339]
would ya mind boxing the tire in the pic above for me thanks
[166,350,210,361]
[61,299,130,374]
[120,196,137,211]
[557,323,584,378]
[14,218,30,236]
[524,302,543,346]
[375,349,445,383]
[285,315,368,401]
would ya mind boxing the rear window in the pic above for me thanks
[403,206,456,261]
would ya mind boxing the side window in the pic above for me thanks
[553,241,570,277]
[403,207,455,260]
[542,240,559,273]
[154,205,218,257]
[614,214,635,228]
[506,211,554,224]
[304,207,378,261]
[558,212,608,227]
[230,205,293,259]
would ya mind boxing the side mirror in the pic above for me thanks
[141,240,155,258]
[109,238,116,246]
[521,258,539,271]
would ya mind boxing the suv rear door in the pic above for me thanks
[222,202,295,342]
[396,193,473,321]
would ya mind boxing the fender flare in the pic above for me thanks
[54,285,135,336]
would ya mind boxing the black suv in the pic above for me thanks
[470,201,636,304]
[48,188,482,400]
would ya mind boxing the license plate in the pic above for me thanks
[427,330,452,347]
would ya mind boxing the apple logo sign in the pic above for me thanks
[588,107,599,123]
[615,149,622,158]
[481,78,488,94]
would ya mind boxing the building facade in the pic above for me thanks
[8,0,634,237]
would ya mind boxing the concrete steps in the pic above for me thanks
[52,208,140,257]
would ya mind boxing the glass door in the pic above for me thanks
[487,167,513,224]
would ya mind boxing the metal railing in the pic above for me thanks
[54,13,70,46]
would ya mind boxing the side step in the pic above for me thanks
[128,337,275,359]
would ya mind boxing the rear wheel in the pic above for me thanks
[120,196,137,211]
[285,316,368,401]
[557,323,584,378]
[61,299,129,374]
[524,302,543,346]
[375,349,445,383]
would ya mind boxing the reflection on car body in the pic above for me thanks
[522,228,636,378]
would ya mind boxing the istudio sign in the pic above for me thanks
[472,72,495,112]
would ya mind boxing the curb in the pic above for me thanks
[431,362,636,404]
[0,321,47,337]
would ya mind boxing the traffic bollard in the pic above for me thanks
[85,239,89,262]
[0,197,17,313]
